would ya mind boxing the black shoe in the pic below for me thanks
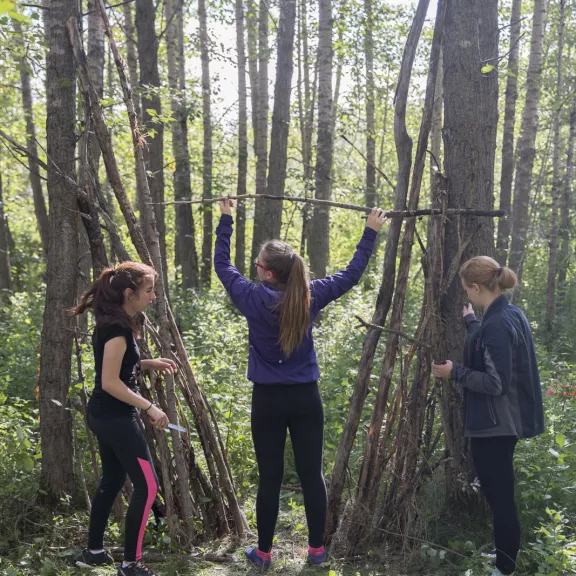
[118,561,155,575]
[75,549,115,568]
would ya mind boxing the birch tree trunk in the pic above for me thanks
[495,0,522,264]
[508,0,547,278]
[545,0,565,333]
[364,0,376,207]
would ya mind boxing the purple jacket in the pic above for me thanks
[214,214,377,384]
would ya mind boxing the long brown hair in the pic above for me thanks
[261,240,310,356]
[460,256,517,292]
[70,262,156,332]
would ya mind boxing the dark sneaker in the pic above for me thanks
[245,546,272,570]
[118,561,155,575]
[75,549,115,568]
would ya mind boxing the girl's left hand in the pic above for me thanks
[431,360,453,379]
[145,358,177,374]
[219,198,235,215]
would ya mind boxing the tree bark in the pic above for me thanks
[199,0,213,286]
[0,164,11,303]
[441,0,499,496]
[430,49,443,183]
[263,0,297,239]
[135,0,167,286]
[13,19,50,257]
[558,97,576,307]
[364,0,375,207]
[545,0,565,333]
[39,0,78,501]
[250,0,270,279]
[495,0,522,264]
[166,0,199,289]
[122,2,147,227]
[326,0,430,541]
[235,0,248,275]
[508,0,547,277]
[308,0,333,279]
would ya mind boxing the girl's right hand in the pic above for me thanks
[366,207,386,232]
[147,405,168,429]
[463,303,474,317]
[219,198,235,215]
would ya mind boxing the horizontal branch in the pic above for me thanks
[152,194,507,219]
[354,315,432,348]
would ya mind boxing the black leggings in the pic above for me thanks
[87,414,158,562]
[471,436,520,575]
[251,382,327,551]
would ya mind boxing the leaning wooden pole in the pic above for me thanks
[68,13,247,539]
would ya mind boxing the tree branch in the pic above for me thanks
[354,315,432,348]
[154,193,507,219]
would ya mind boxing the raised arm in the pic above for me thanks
[310,208,384,311]
[214,202,256,315]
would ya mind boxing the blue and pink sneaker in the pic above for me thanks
[245,546,272,570]
[307,545,328,566]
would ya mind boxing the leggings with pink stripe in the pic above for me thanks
[87,414,158,562]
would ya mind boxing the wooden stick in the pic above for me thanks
[154,193,506,218]
[354,315,432,348]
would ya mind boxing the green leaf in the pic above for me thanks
[9,11,30,22]
[556,433,566,448]
[162,535,171,544]
[0,0,15,14]
[481,64,495,74]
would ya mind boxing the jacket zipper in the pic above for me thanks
[487,396,497,425]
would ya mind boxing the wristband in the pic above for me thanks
[144,402,153,412]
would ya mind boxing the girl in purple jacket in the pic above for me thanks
[215,199,385,568]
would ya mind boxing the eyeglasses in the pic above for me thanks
[254,257,273,275]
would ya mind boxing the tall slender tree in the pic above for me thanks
[135,0,167,283]
[235,0,248,275]
[496,0,522,264]
[13,19,50,256]
[250,0,270,279]
[0,164,11,303]
[509,0,548,278]
[199,0,213,286]
[309,0,333,278]
[545,0,566,332]
[165,0,199,288]
[39,0,78,501]
[364,0,376,207]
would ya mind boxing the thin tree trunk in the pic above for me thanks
[557,99,576,307]
[39,0,78,502]
[166,0,199,289]
[545,0,565,333]
[364,0,375,207]
[250,0,270,279]
[0,164,11,303]
[135,0,168,288]
[326,0,430,541]
[496,0,522,264]
[122,2,147,227]
[199,0,213,286]
[441,0,499,497]
[430,49,443,183]
[309,0,333,279]
[264,0,297,239]
[235,0,248,275]
[508,0,547,277]
[13,19,50,256]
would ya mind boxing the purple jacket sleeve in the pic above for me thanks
[310,227,377,312]
[214,214,256,316]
